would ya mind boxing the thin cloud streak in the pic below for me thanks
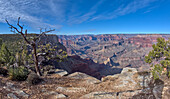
[0,0,159,29]
[90,0,158,20]
[0,0,63,29]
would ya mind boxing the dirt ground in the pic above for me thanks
[0,74,119,99]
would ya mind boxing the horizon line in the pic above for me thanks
[0,32,170,35]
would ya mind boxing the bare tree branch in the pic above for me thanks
[5,17,55,76]
[17,17,23,32]
[6,18,30,45]
[34,29,55,41]
[5,19,20,33]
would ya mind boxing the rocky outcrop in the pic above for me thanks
[101,67,151,90]
[55,55,123,79]
[1,67,169,99]
[161,76,170,99]
[58,34,167,71]
[100,67,168,99]
[56,55,105,79]
[56,87,86,93]
[132,79,164,99]
[67,72,101,84]
[7,93,19,99]
[80,90,143,99]
[3,82,29,98]
[45,69,68,77]
[162,86,170,99]
[42,91,67,98]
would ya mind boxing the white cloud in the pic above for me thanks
[66,0,106,24]
[90,0,158,20]
[0,0,63,29]
[0,0,159,28]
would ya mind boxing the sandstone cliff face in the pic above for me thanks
[56,55,103,79]
[127,37,153,47]
[38,35,122,80]
[52,55,123,80]
[58,34,170,71]
[39,35,67,51]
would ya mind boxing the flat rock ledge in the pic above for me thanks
[80,90,142,99]
[43,91,67,98]
[3,82,29,98]
[67,72,101,84]
[101,67,151,90]
[56,87,86,93]
[46,69,68,77]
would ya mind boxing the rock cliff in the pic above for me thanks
[58,34,170,71]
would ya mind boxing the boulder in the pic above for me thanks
[101,67,151,91]
[68,72,101,84]
[46,69,68,77]
[7,93,19,99]
[162,86,170,99]
[53,94,67,99]
[152,79,164,99]
[132,79,164,99]
[43,91,66,98]
[56,87,86,93]
[161,76,170,99]
[27,72,42,85]
[4,82,29,98]
[68,72,90,79]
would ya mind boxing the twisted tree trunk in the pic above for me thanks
[5,17,55,76]
[32,43,42,76]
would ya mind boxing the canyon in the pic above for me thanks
[0,34,170,98]
[58,34,170,73]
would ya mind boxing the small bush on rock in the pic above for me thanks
[27,72,42,85]
[9,66,29,81]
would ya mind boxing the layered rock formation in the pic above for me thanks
[79,67,168,99]
[58,34,170,71]
[52,55,122,79]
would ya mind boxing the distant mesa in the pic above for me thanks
[58,34,170,71]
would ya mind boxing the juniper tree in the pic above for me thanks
[37,43,67,62]
[145,37,170,79]
[5,17,55,76]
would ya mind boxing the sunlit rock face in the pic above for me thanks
[58,34,170,71]
[101,68,152,90]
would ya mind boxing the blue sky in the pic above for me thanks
[0,0,170,35]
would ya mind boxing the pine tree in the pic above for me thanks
[0,43,15,67]
[145,37,170,79]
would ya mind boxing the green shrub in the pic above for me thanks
[9,66,29,81]
[27,72,42,85]
[0,43,15,67]
[145,37,170,79]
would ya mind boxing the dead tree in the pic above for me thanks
[5,17,55,76]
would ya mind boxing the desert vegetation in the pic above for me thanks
[145,37,170,79]
[0,18,67,82]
